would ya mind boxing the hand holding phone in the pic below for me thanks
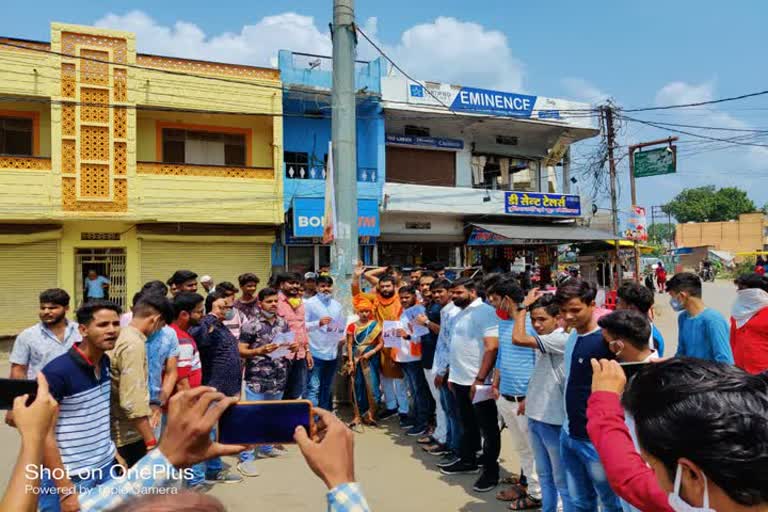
[294,408,355,490]
[590,359,627,395]
[0,378,38,410]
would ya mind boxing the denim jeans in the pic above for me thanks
[560,430,622,512]
[284,358,308,399]
[439,382,462,455]
[206,427,224,477]
[39,459,118,512]
[307,356,337,411]
[353,353,381,415]
[240,388,284,461]
[529,419,572,512]
[400,361,431,429]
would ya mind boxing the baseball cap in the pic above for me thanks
[304,272,318,281]
[200,275,213,283]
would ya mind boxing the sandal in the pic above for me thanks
[496,483,527,502]
[508,493,541,510]
[362,414,378,426]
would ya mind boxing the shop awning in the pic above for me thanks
[468,223,618,246]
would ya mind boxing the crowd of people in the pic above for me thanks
[2,261,768,511]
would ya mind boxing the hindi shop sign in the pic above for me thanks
[293,198,379,238]
[633,146,676,178]
[504,192,581,218]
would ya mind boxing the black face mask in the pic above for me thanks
[453,297,472,309]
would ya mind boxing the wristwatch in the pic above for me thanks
[516,305,527,312]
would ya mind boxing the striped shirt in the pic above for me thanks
[496,319,536,397]
[42,345,116,477]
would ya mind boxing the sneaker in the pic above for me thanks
[188,482,213,492]
[377,408,398,421]
[417,435,435,445]
[472,471,499,492]
[424,443,450,456]
[439,460,481,475]
[399,414,414,428]
[406,425,428,437]
[436,454,461,468]
[204,471,243,484]
[236,460,260,478]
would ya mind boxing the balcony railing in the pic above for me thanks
[284,164,378,183]
[0,154,51,171]
[137,161,274,179]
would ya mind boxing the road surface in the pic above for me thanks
[0,281,737,511]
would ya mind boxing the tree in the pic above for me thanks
[663,186,756,223]
[648,223,675,245]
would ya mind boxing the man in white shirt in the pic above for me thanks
[305,276,344,411]
[439,278,501,494]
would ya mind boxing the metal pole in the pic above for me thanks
[628,144,641,282]
[332,0,358,311]
[603,105,621,287]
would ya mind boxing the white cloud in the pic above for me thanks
[95,10,331,68]
[561,77,611,105]
[96,11,525,92]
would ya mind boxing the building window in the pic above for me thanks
[471,155,538,192]
[161,128,246,166]
[0,116,33,156]
[284,151,327,179]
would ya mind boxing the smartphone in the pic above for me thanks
[0,378,38,410]
[217,400,313,445]
[620,361,649,381]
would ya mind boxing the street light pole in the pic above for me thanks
[331,0,358,309]
[603,105,621,287]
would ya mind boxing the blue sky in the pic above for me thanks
[3,0,768,210]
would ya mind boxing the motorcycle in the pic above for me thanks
[699,266,716,282]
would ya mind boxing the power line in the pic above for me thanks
[619,114,768,148]
[624,118,768,133]
[623,89,768,113]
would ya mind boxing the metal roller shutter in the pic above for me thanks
[0,241,59,336]
[140,241,271,289]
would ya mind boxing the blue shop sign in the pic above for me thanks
[293,198,380,238]
[504,192,581,217]
[386,134,464,150]
[451,87,537,117]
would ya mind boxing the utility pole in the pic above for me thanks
[331,0,358,308]
[603,104,621,287]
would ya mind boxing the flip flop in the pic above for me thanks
[508,494,542,510]
[496,484,527,502]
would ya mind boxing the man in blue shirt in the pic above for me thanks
[667,272,734,363]
[84,269,110,300]
[557,280,621,512]
[305,276,344,411]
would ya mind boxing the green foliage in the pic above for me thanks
[662,186,756,223]
[647,223,675,245]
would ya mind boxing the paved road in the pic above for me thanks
[0,281,737,511]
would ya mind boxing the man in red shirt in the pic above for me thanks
[275,272,313,399]
[730,273,768,374]
[170,292,206,487]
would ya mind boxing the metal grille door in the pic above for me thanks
[75,248,127,309]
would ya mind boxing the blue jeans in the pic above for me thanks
[353,353,381,415]
[240,389,284,461]
[307,357,337,411]
[400,361,430,430]
[284,358,308,399]
[206,427,224,477]
[560,430,622,512]
[439,381,462,455]
[529,419,572,512]
[39,459,117,512]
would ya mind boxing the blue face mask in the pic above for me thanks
[670,297,685,312]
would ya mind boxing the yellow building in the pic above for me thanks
[0,23,284,335]
[676,212,768,254]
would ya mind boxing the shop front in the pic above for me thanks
[280,197,380,274]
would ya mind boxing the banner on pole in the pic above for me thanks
[623,206,648,242]
[322,141,337,244]
[633,146,676,178]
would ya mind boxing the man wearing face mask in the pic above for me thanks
[588,357,768,512]
[305,276,344,411]
[109,293,174,468]
[667,273,733,364]
[730,273,768,374]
